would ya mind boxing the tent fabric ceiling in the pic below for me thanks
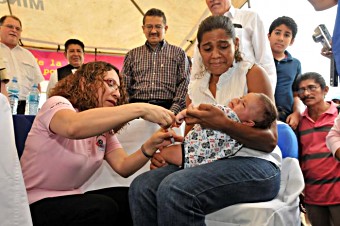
[0,0,248,56]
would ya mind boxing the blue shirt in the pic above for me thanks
[274,50,301,121]
[333,4,340,75]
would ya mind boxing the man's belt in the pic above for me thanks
[129,98,173,110]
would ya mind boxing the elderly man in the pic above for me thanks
[46,39,85,95]
[122,8,190,115]
[191,0,277,90]
[0,15,44,114]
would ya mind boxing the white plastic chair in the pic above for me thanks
[205,157,304,226]
[205,122,304,226]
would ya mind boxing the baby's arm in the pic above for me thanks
[160,144,183,166]
[174,109,187,126]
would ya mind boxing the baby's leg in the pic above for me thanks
[160,144,183,166]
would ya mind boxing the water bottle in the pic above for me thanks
[27,83,40,115]
[7,77,20,115]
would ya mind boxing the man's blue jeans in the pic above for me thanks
[129,157,280,226]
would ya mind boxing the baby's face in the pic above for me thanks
[228,93,260,122]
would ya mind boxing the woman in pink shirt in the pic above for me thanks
[20,61,176,226]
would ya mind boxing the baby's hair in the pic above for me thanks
[253,93,278,129]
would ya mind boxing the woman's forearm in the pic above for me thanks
[50,103,173,139]
[107,129,175,177]
[50,105,145,139]
[220,118,277,153]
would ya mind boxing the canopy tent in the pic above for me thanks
[0,0,248,57]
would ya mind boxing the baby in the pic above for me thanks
[162,93,278,168]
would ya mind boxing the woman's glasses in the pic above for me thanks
[103,79,120,91]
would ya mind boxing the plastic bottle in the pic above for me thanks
[27,83,40,115]
[7,77,20,115]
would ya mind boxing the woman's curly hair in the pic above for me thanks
[49,61,128,112]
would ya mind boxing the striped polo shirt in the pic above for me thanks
[299,101,340,205]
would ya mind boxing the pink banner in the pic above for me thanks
[28,49,125,80]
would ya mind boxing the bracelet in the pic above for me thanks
[141,144,153,159]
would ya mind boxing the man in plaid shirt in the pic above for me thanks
[122,8,190,115]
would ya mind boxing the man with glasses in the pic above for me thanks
[296,72,340,226]
[46,39,85,95]
[0,15,44,114]
[122,8,190,114]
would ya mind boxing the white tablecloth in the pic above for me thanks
[0,94,33,226]
[82,119,184,191]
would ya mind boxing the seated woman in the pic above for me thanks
[129,15,282,225]
[20,61,177,226]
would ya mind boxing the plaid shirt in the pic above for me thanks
[122,40,190,114]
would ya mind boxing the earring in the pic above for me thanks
[235,49,240,59]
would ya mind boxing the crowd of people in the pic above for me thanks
[1,0,340,225]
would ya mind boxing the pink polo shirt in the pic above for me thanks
[20,96,122,204]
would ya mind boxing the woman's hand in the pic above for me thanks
[185,104,228,131]
[148,128,183,170]
[143,128,183,156]
[139,103,175,129]
[174,109,187,126]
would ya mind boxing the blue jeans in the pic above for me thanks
[129,157,280,226]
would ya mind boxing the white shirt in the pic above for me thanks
[326,113,340,159]
[189,61,251,107]
[1,43,44,100]
[188,60,282,168]
[46,68,77,96]
[0,51,9,81]
[191,5,277,92]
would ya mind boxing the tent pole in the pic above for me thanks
[131,0,144,15]
[6,0,13,15]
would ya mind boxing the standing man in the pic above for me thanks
[0,15,44,114]
[122,8,190,115]
[46,39,85,95]
[191,0,277,90]
[296,72,340,226]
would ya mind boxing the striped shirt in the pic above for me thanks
[299,101,340,205]
[122,40,190,114]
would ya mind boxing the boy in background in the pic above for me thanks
[268,16,302,130]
